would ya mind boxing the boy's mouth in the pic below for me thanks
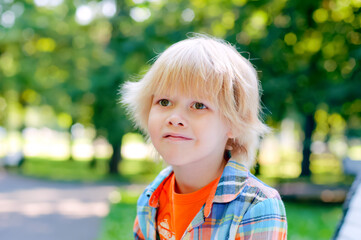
[163,133,193,140]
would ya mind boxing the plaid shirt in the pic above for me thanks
[134,160,287,239]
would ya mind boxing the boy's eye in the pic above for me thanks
[192,102,207,110]
[158,99,171,107]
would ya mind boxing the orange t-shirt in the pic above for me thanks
[157,173,221,240]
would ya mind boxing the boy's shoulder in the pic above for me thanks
[213,160,282,205]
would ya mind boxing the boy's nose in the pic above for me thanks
[167,115,187,127]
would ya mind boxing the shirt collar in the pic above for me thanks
[147,160,250,210]
[147,166,173,207]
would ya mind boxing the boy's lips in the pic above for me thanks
[162,133,193,140]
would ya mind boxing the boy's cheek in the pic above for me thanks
[148,108,159,124]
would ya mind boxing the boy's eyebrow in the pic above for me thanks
[153,92,215,102]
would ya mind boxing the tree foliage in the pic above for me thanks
[0,0,360,174]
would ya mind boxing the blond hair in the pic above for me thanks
[121,34,269,168]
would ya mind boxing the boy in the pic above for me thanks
[121,34,287,239]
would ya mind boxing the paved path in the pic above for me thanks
[335,173,361,240]
[0,169,118,240]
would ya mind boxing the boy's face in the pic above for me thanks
[148,92,231,168]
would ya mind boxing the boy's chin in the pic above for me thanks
[162,156,199,168]
[162,156,188,167]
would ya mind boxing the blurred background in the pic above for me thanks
[0,0,360,239]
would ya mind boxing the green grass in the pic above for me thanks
[100,203,136,240]
[97,189,140,240]
[285,201,342,240]
[13,157,164,183]
[14,157,110,181]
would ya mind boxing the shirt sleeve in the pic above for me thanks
[236,198,287,240]
[133,216,145,240]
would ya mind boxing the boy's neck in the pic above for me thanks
[172,158,226,194]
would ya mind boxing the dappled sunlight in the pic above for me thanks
[108,190,122,204]
[258,114,361,180]
[259,119,303,178]
[2,115,360,181]
[5,124,113,162]
[75,1,117,25]
[22,202,55,216]
[121,142,150,160]
[310,153,342,175]
[2,188,61,201]
[349,143,361,160]
[259,135,281,165]
[5,131,22,154]
[121,132,152,161]
[0,198,109,218]
[23,128,70,160]
[130,7,151,22]
[57,199,109,218]
[34,0,64,8]
[0,188,110,218]
[72,140,94,161]
[94,137,113,159]
[0,127,7,158]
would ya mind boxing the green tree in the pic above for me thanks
[0,0,125,171]
[227,0,361,175]
[1,0,359,176]
[109,0,360,176]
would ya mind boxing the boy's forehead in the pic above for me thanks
[153,86,216,103]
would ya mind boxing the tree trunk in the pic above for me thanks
[17,125,26,167]
[301,114,316,176]
[109,142,122,174]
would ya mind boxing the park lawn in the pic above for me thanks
[285,201,342,240]
[16,158,164,183]
[97,189,140,240]
[98,203,136,240]
[98,192,343,240]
